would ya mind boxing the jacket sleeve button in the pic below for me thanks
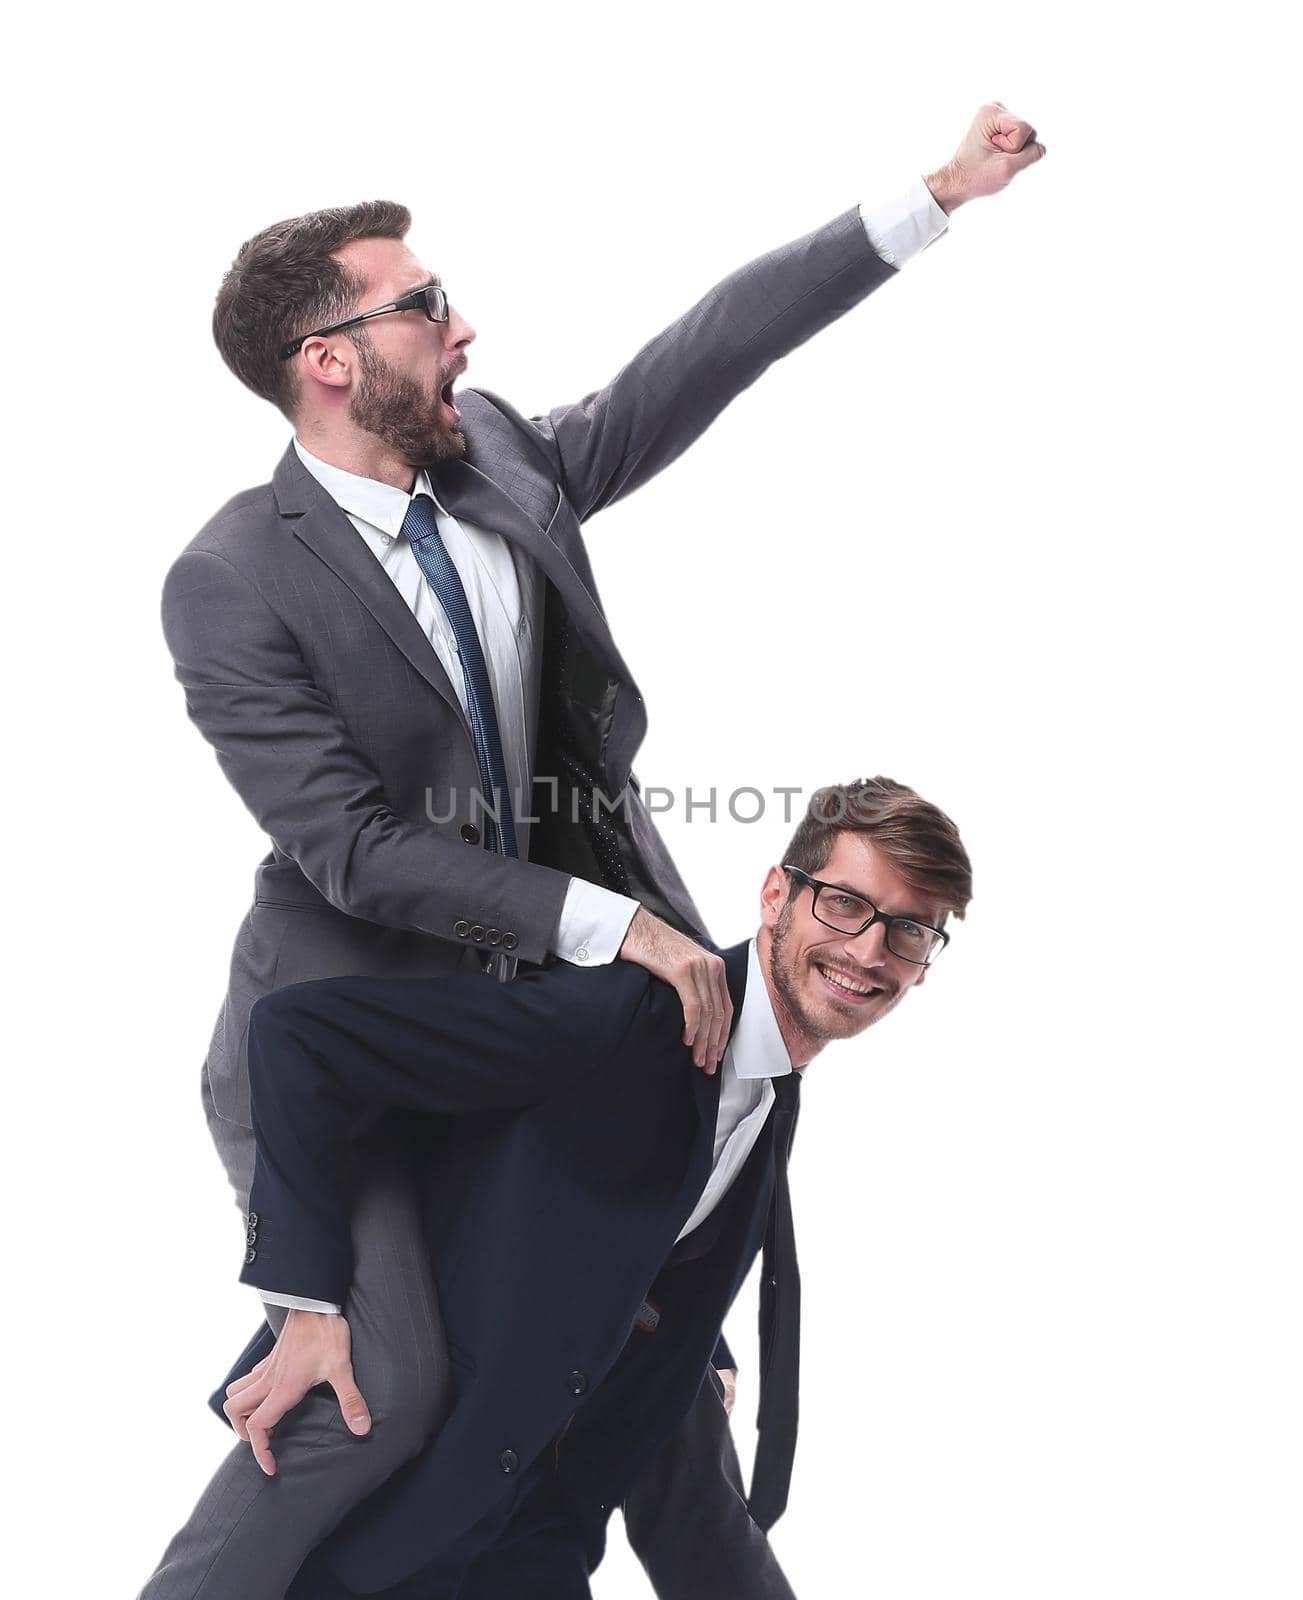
[487,928,502,945]
[502,932,519,951]
[454,920,470,938]
[471,925,486,943]
[244,1248,257,1265]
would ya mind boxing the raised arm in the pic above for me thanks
[535,101,1045,523]
[535,206,895,523]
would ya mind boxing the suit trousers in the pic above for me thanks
[623,1370,797,1600]
[445,1355,798,1600]
[138,1075,451,1600]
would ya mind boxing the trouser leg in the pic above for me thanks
[453,1372,797,1600]
[138,1090,450,1600]
[449,1457,606,1600]
[622,1369,798,1600]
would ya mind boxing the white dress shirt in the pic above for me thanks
[261,179,945,1313]
[676,938,794,1241]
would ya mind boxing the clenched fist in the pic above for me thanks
[925,102,1046,213]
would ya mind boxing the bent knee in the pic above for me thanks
[359,1362,450,1466]
[249,979,335,1038]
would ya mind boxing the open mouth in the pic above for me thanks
[813,960,884,1005]
[439,379,461,424]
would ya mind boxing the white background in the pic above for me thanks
[6,2,1299,1596]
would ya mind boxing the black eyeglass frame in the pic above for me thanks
[278,284,450,361]
[781,865,950,966]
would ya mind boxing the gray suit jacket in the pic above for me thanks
[163,205,896,1129]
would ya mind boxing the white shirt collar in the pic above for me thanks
[730,939,795,1082]
[293,437,447,536]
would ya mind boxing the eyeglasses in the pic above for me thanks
[278,283,450,361]
[782,865,949,966]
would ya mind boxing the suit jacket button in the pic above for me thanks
[461,824,481,845]
[244,1248,257,1264]
[454,920,470,938]
[498,1449,519,1475]
[502,932,519,951]
[567,1371,588,1396]
[246,1212,259,1227]
[471,925,486,943]
[487,928,502,946]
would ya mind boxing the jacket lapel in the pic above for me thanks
[684,939,754,1205]
[434,454,633,686]
[273,444,472,735]
[273,439,634,729]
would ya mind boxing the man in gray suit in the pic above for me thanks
[143,103,1044,1599]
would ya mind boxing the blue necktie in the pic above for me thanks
[402,494,518,858]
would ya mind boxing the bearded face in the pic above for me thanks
[349,335,467,469]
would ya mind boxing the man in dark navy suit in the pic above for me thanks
[219,777,974,1598]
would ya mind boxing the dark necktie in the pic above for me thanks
[402,494,517,858]
[749,1068,802,1531]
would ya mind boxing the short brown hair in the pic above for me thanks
[212,200,411,416]
[784,777,973,922]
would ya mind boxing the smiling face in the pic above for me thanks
[304,234,477,467]
[758,830,941,1061]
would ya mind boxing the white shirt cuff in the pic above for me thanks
[557,878,639,966]
[859,176,950,269]
[260,1290,342,1315]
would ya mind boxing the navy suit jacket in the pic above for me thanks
[212,940,793,1593]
